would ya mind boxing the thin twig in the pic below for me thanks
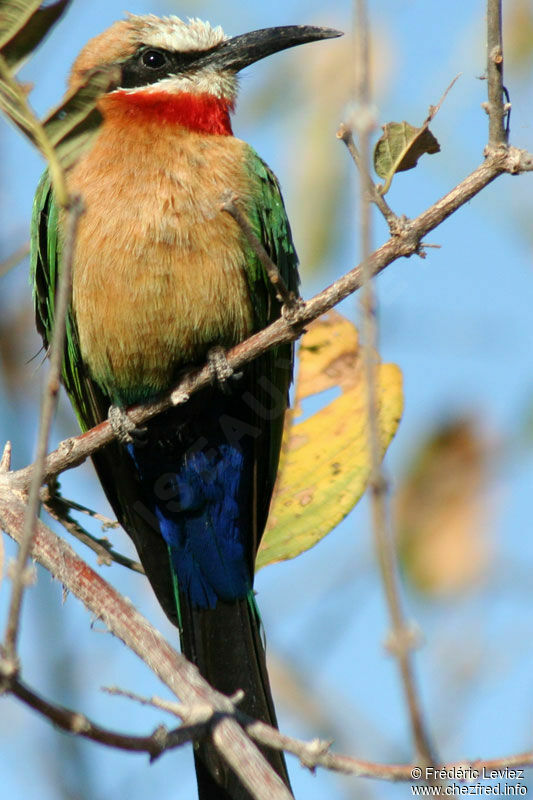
[4,674,203,758]
[0,242,30,278]
[337,124,399,231]
[2,195,84,666]
[351,0,438,771]
[221,192,301,315]
[46,493,119,529]
[104,684,245,726]
[486,0,507,146]
[43,494,144,573]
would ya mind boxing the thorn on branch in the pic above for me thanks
[384,623,422,659]
[299,738,333,772]
[103,685,217,726]
[0,442,12,473]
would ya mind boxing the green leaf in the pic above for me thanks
[373,76,459,194]
[256,311,403,571]
[374,120,440,193]
[1,0,71,71]
[0,0,42,51]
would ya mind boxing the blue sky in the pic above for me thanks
[1,1,533,799]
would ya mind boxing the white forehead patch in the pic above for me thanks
[127,13,226,53]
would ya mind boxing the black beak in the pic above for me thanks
[195,25,343,72]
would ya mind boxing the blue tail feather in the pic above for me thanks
[126,389,255,609]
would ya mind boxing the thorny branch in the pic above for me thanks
[0,143,532,788]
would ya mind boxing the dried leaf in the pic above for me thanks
[374,120,440,193]
[0,51,41,146]
[373,76,459,194]
[43,65,120,168]
[0,0,42,51]
[257,311,403,570]
[396,417,492,596]
[0,50,116,200]
[1,0,71,71]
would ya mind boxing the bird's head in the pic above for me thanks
[69,14,342,133]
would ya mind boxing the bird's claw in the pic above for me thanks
[108,405,147,446]
[207,346,234,390]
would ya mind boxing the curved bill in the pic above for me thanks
[194,25,343,72]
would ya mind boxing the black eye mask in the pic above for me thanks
[119,45,219,90]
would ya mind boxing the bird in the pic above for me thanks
[31,14,341,799]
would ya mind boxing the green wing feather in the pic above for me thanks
[30,170,110,431]
[240,147,300,556]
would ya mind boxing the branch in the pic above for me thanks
[349,0,437,772]
[486,0,507,146]
[5,627,533,785]
[0,491,293,800]
[2,146,531,497]
[2,195,84,665]
[0,242,30,278]
[221,193,301,315]
[337,124,399,231]
[42,492,144,574]
[4,674,204,758]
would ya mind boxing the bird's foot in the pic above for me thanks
[108,405,147,446]
[207,346,238,391]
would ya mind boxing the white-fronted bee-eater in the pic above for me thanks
[31,13,341,799]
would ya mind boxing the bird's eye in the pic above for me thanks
[141,49,167,69]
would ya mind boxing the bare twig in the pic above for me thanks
[46,493,119,529]
[0,242,30,278]
[43,494,144,573]
[221,192,301,315]
[337,124,399,231]
[351,0,438,770]
[2,195,84,666]
[486,0,507,146]
[3,674,203,758]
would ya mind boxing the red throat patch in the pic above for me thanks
[104,90,234,135]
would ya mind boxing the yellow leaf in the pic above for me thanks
[257,311,403,571]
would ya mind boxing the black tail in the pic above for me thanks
[179,593,291,799]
